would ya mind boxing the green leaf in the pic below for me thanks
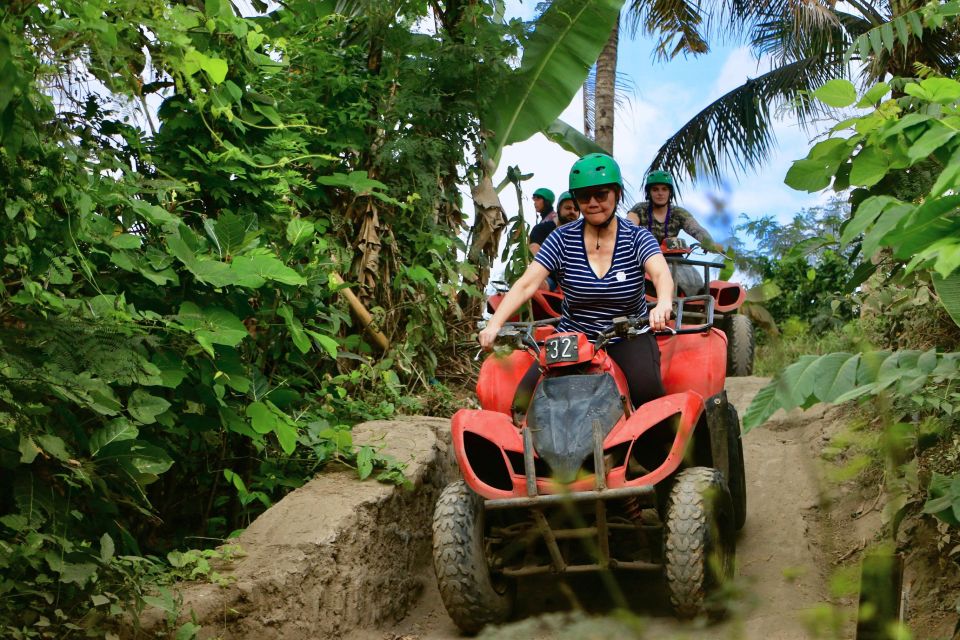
[357,445,374,480]
[246,401,276,434]
[231,255,306,286]
[907,121,957,161]
[209,211,251,256]
[277,305,311,354]
[849,146,890,187]
[223,469,247,494]
[274,421,297,455]
[742,381,778,433]
[127,389,171,425]
[542,119,608,156]
[933,272,960,328]
[841,196,898,245]
[202,57,228,84]
[36,434,70,462]
[315,171,391,198]
[784,158,834,192]
[99,440,174,477]
[813,79,857,108]
[19,435,40,464]
[90,419,138,456]
[175,622,202,640]
[485,0,626,162]
[856,82,891,108]
[306,330,338,358]
[177,303,249,350]
[919,77,960,104]
[100,533,115,564]
[107,234,142,250]
[46,555,97,586]
[286,218,315,247]
[861,202,913,258]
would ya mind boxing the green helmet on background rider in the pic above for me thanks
[569,153,623,193]
[532,187,555,205]
[645,170,674,199]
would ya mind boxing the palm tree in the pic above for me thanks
[648,1,960,184]
[587,0,713,153]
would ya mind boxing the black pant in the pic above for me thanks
[513,333,665,413]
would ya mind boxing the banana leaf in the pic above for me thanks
[484,0,625,163]
[543,118,608,157]
[933,271,960,329]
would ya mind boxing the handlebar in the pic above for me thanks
[489,296,716,353]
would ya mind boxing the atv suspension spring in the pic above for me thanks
[623,497,644,523]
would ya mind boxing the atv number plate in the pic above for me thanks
[544,335,578,364]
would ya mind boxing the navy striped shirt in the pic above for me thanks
[534,217,661,340]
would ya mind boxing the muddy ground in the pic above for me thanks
[344,377,874,640]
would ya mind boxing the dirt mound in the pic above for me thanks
[127,416,454,640]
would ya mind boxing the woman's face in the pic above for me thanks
[575,185,617,223]
[532,195,546,213]
[649,184,671,206]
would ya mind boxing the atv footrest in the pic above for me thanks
[484,485,655,510]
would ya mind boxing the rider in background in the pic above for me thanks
[542,192,579,291]
[627,171,720,252]
[479,154,674,411]
[556,191,579,225]
[529,187,557,255]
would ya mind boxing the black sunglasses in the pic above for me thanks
[574,188,613,205]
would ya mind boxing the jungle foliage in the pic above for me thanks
[733,198,859,332]
[0,0,531,635]
[746,72,960,538]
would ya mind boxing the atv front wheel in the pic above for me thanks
[726,402,747,531]
[663,467,736,619]
[724,314,755,377]
[432,480,514,633]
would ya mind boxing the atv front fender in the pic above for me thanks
[451,408,526,499]
[603,391,706,488]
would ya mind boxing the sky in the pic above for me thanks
[490,1,833,256]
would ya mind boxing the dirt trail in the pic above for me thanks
[347,377,857,640]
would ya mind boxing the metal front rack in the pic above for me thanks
[484,419,661,576]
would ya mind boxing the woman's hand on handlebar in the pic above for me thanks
[649,302,672,332]
[478,322,502,350]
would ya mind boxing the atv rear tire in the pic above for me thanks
[726,402,747,531]
[432,480,514,633]
[663,467,736,619]
[724,314,755,377]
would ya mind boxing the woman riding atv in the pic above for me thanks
[478,153,674,412]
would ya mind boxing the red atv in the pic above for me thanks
[486,241,755,376]
[432,297,746,633]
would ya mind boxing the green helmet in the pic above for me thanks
[569,153,623,191]
[645,170,674,190]
[557,191,574,206]
[532,187,555,204]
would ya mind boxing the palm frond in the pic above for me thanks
[625,0,711,59]
[648,55,839,184]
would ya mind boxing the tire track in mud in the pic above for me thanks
[346,377,849,640]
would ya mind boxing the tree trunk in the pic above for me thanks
[582,70,594,140]
[594,14,619,154]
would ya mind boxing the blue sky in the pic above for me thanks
[494,2,832,248]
